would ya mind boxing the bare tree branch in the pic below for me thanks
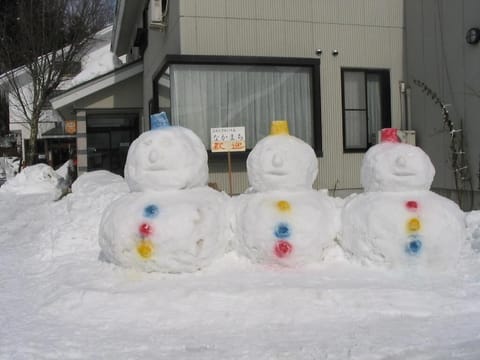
[0,0,112,165]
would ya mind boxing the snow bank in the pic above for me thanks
[1,164,480,358]
[0,163,66,200]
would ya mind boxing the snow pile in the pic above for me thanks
[0,163,67,200]
[0,156,20,182]
[99,125,230,273]
[69,44,123,87]
[36,170,129,259]
[466,210,480,252]
[234,121,340,266]
[341,128,465,269]
[71,169,128,195]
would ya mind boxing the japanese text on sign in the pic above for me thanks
[210,127,246,152]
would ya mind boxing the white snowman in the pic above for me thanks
[99,114,230,273]
[233,120,340,267]
[340,128,466,269]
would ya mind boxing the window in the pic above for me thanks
[153,56,322,155]
[341,69,391,151]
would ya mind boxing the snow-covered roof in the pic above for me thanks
[50,60,143,110]
[0,25,115,91]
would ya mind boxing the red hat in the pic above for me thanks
[380,128,400,143]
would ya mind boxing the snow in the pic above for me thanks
[246,131,318,192]
[124,127,208,192]
[361,142,435,192]
[0,163,66,200]
[235,124,340,266]
[1,178,480,359]
[101,126,229,272]
[1,128,480,358]
[341,132,465,269]
[68,44,123,87]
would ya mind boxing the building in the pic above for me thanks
[405,0,480,209]
[65,0,401,196]
[7,1,480,207]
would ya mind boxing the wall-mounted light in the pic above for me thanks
[315,49,322,56]
[332,50,339,56]
[466,27,480,45]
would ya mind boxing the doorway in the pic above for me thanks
[86,114,139,175]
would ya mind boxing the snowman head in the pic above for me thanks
[124,126,208,192]
[361,128,435,192]
[247,120,318,192]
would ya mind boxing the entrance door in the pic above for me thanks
[87,114,138,175]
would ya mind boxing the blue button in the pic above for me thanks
[274,222,291,239]
[144,204,160,218]
[405,236,422,255]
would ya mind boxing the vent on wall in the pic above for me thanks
[150,0,168,31]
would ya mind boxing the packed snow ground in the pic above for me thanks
[1,171,480,359]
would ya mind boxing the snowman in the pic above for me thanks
[340,128,466,269]
[233,120,340,267]
[99,113,230,273]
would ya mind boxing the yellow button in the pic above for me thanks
[276,200,291,212]
[137,239,154,259]
[407,218,421,232]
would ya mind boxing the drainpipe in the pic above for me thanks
[399,81,412,130]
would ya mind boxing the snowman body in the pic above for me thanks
[342,191,465,268]
[98,125,230,272]
[99,187,229,273]
[234,124,340,266]
[340,135,466,269]
[235,190,339,266]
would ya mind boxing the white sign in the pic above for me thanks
[210,127,246,152]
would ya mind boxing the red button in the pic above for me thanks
[274,240,293,258]
[139,223,153,236]
[406,201,418,211]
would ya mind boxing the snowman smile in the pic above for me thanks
[393,170,416,176]
[266,169,288,176]
[146,165,170,171]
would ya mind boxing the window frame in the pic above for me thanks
[341,68,391,153]
[152,55,322,157]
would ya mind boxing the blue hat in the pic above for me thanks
[150,112,170,129]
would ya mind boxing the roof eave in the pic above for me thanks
[50,61,143,110]
[111,0,147,56]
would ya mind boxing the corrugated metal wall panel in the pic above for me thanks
[226,19,259,55]
[196,0,226,18]
[196,18,227,54]
[225,0,257,19]
[257,0,286,20]
[255,20,286,56]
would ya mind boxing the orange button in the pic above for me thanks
[276,200,291,212]
[137,239,154,259]
[407,218,421,232]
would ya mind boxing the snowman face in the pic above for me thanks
[247,135,318,192]
[361,142,435,192]
[124,127,208,191]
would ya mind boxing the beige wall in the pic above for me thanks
[73,74,143,110]
[142,0,405,194]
